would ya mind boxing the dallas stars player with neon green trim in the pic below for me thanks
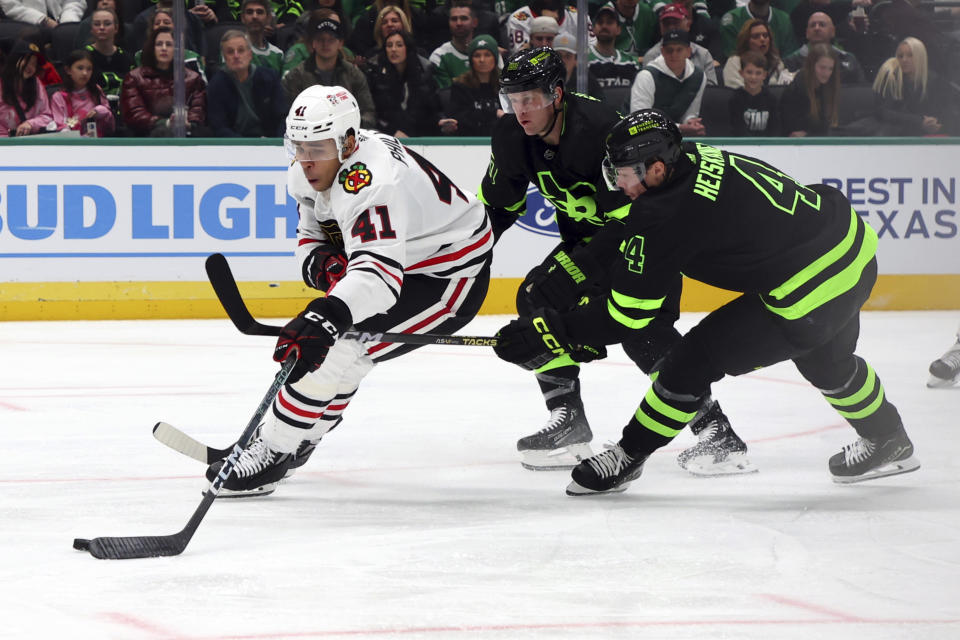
[481,48,751,475]
[495,108,919,494]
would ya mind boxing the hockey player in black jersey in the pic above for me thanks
[482,47,752,475]
[494,108,919,494]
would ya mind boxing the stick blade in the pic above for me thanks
[75,534,188,559]
[152,422,228,464]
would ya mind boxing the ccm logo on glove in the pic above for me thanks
[304,310,341,337]
[533,316,566,358]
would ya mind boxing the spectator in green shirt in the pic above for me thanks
[719,0,798,58]
[240,0,285,74]
[604,0,657,59]
[428,0,478,89]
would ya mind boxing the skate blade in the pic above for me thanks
[203,480,279,498]
[926,374,959,389]
[680,452,758,477]
[832,455,921,484]
[565,478,631,496]
[520,443,595,471]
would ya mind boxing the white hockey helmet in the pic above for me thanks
[285,85,361,163]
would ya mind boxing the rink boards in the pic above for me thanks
[1,137,958,320]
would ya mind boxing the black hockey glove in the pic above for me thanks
[521,246,604,312]
[274,296,353,383]
[302,244,348,292]
[494,308,606,371]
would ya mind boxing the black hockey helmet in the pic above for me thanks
[602,108,683,190]
[499,47,565,111]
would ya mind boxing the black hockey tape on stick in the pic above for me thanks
[205,253,499,347]
[72,358,296,560]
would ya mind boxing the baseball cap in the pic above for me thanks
[595,4,619,20]
[659,3,691,22]
[552,32,576,53]
[9,39,44,62]
[529,16,560,35]
[661,29,690,45]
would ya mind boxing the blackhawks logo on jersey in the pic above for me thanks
[339,162,372,194]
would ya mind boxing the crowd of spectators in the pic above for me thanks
[0,0,957,138]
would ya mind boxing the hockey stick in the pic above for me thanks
[205,253,499,347]
[72,358,295,559]
[152,422,234,464]
[153,416,343,465]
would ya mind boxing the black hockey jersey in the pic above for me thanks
[478,92,631,245]
[566,142,879,343]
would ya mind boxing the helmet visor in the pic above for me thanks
[602,156,647,191]
[284,137,339,162]
[499,87,557,114]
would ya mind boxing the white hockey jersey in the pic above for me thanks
[287,130,493,325]
[505,6,593,55]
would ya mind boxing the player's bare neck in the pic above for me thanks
[539,109,563,146]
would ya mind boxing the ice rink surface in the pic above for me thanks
[2,311,959,640]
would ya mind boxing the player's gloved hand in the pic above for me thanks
[522,247,602,312]
[274,296,353,383]
[494,308,605,370]
[302,244,348,292]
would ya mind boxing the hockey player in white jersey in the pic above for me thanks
[205,85,493,497]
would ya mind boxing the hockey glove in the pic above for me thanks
[302,244,348,292]
[274,296,353,383]
[494,308,606,371]
[521,247,604,312]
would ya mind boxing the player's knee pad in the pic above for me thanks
[290,338,369,401]
[623,321,682,374]
[656,334,724,398]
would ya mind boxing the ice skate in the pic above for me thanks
[829,427,920,484]
[677,401,756,476]
[205,436,293,498]
[927,340,960,388]
[566,443,648,496]
[517,403,594,470]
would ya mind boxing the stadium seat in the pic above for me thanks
[50,22,82,64]
[700,85,735,137]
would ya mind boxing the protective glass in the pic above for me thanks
[602,156,647,191]
[284,137,339,162]
[498,88,557,114]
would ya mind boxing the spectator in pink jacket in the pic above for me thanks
[52,50,116,137]
[0,40,54,137]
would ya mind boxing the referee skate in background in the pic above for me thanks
[495,109,919,494]
[204,86,493,497]
[481,48,752,475]
[927,323,960,388]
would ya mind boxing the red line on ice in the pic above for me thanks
[175,616,960,639]
[100,611,185,638]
